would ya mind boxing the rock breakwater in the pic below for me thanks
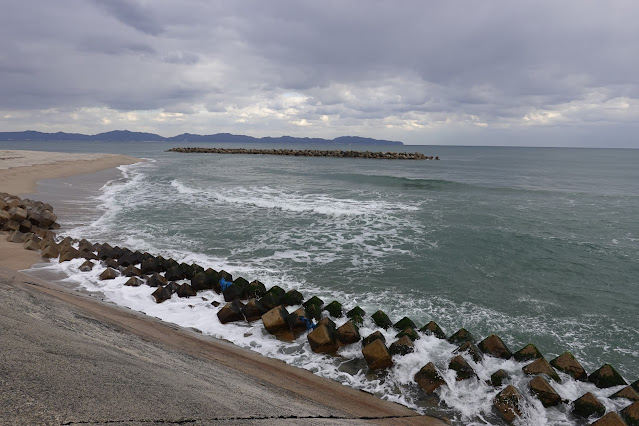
[3,192,637,425]
[167,147,439,160]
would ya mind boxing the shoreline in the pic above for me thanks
[0,149,445,425]
[0,149,140,196]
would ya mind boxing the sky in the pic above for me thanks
[1,1,638,147]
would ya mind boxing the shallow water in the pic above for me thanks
[11,141,638,425]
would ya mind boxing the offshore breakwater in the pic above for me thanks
[3,191,638,425]
[166,146,439,160]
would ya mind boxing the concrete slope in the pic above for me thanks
[0,266,448,425]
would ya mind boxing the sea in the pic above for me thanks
[3,140,638,425]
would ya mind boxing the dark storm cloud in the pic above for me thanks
[1,0,638,145]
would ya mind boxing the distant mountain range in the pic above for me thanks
[0,130,403,145]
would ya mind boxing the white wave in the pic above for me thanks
[170,179,419,217]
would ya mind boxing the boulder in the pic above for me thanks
[124,277,143,287]
[165,281,180,294]
[0,210,10,223]
[40,244,60,259]
[318,317,337,334]
[141,257,163,274]
[32,227,55,240]
[448,328,475,345]
[522,357,560,382]
[283,289,304,306]
[99,267,118,280]
[414,362,445,394]
[217,269,233,283]
[232,276,250,291]
[211,301,221,307]
[261,305,289,334]
[59,246,79,262]
[513,343,543,362]
[303,303,322,322]
[478,334,512,359]
[104,258,119,269]
[77,239,94,252]
[164,265,185,281]
[362,331,386,347]
[490,369,510,387]
[217,300,245,324]
[550,352,588,381]
[3,220,20,232]
[287,307,310,332]
[449,355,475,380]
[151,286,172,303]
[8,206,27,222]
[122,265,143,277]
[395,327,419,341]
[621,401,639,426]
[388,335,414,356]
[38,237,56,250]
[78,248,97,260]
[419,321,446,339]
[393,316,416,332]
[633,379,639,392]
[190,271,215,292]
[23,236,41,251]
[246,280,266,298]
[302,296,324,308]
[116,251,137,268]
[362,339,393,370]
[19,219,32,233]
[572,392,605,419]
[176,283,197,298]
[456,341,483,362]
[493,385,522,423]
[78,260,95,272]
[223,283,245,302]
[96,243,112,260]
[591,412,628,426]
[346,306,365,321]
[307,324,339,354]
[528,375,562,407]
[589,364,628,388]
[184,263,204,280]
[323,300,343,318]
[6,230,27,243]
[260,286,286,310]
[371,310,393,329]
[242,298,268,322]
[38,209,57,228]
[147,273,168,287]
[337,320,360,345]
[612,386,639,402]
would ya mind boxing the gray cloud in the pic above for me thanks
[0,0,638,146]
[91,0,164,36]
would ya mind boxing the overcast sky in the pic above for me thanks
[1,1,638,147]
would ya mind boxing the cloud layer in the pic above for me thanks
[1,0,638,146]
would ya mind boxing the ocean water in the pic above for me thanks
[7,141,638,425]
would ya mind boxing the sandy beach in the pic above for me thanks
[0,150,446,425]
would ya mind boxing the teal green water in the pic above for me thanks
[7,141,638,423]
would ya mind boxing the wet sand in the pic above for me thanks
[0,150,447,425]
[0,149,140,195]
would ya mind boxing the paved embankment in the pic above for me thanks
[0,266,447,425]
